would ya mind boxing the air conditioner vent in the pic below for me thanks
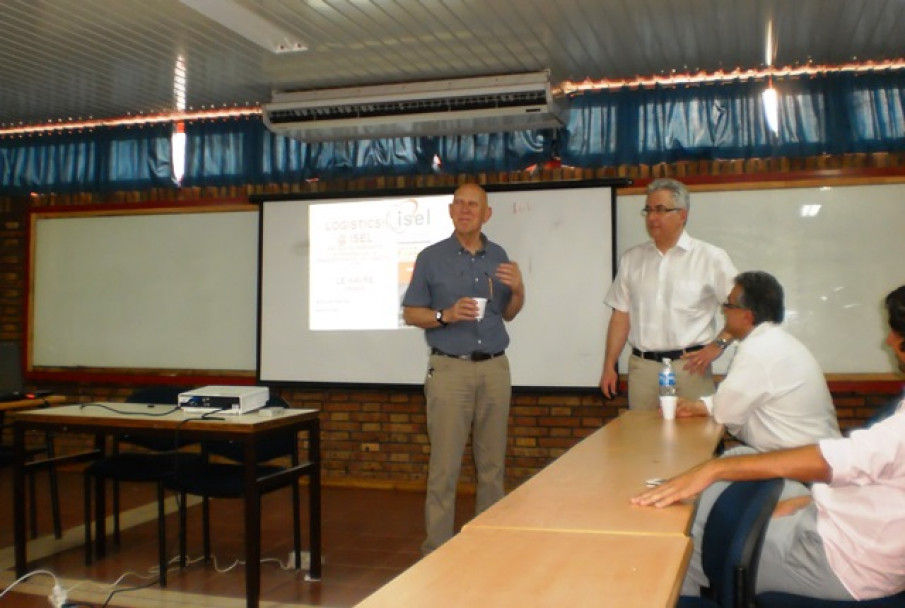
[263,71,567,141]
[267,89,550,125]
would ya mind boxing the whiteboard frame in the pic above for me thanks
[26,201,259,384]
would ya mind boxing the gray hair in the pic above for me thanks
[647,178,690,211]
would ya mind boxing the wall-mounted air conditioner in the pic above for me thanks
[262,71,568,142]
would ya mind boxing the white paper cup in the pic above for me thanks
[659,396,677,420]
[473,297,488,320]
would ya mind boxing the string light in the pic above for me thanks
[560,59,905,93]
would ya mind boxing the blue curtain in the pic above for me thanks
[185,118,438,184]
[831,72,905,153]
[432,129,553,174]
[296,136,433,179]
[0,124,171,194]
[3,70,905,193]
[183,118,260,187]
[560,70,905,167]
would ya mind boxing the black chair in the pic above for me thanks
[0,422,61,540]
[83,386,199,586]
[757,589,905,607]
[168,397,302,570]
[865,397,900,427]
[677,478,784,608]
[0,341,61,539]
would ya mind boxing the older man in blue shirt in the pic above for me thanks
[403,182,525,553]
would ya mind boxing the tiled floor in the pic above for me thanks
[0,467,475,607]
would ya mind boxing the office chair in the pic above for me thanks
[756,589,905,607]
[168,397,303,570]
[83,386,199,586]
[677,478,784,608]
[864,397,900,427]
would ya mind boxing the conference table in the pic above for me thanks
[11,402,321,608]
[357,410,724,607]
[467,410,724,535]
[357,526,692,608]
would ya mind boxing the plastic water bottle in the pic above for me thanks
[659,358,677,397]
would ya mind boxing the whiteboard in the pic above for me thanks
[30,207,259,372]
[617,182,905,374]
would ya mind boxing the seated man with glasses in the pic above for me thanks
[670,270,841,598]
[676,270,841,451]
[600,177,737,410]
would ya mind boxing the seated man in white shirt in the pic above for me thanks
[632,284,905,601]
[676,271,841,452]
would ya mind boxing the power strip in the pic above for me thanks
[49,583,67,608]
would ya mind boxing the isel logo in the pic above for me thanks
[387,199,431,233]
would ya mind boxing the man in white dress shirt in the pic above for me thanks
[600,178,737,410]
[676,270,841,451]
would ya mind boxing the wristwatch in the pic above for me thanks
[714,336,732,350]
[435,310,448,326]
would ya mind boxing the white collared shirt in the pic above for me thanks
[815,403,905,599]
[605,231,737,351]
[700,322,841,451]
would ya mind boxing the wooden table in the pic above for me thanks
[466,410,724,536]
[356,526,692,608]
[0,394,67,414]
[11,402,321,608]
[356,410,724,608]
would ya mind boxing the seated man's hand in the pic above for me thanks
[676,397,708,418]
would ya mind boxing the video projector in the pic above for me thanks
[178,385,269,415]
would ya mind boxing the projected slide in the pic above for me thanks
[309,196,452,330]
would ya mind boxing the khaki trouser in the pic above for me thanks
[421,353,511,554]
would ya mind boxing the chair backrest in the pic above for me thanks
[203,396,295,463]
[701,478,784,608]
[866,397,901,427]
[119,386,193,451]
[0,341,24,394]
[126,386,188,405]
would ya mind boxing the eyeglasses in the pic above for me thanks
[641,206,681,216]
[721,301,747,310]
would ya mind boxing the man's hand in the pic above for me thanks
[446,297,481,322]
[495,261,523,294]
[676,397,708,418]
[599,368,619,399]
[631,461,715,508]
[680,342,722,375]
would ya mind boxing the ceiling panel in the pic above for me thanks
[1,0,903,128]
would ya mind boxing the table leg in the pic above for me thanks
[94,434,107,559]
[13,423,27,577]
[244,438,261,608]
[307,418,322,581]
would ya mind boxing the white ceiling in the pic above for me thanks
[2,0,904,128]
